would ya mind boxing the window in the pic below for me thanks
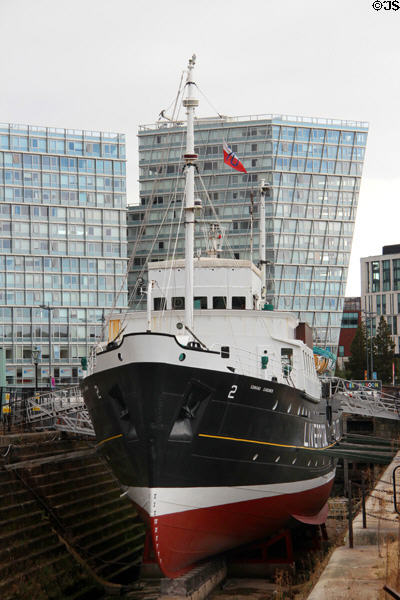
[341,312,359,328]
[205,145,219,155]
[172,297,185,309]
[154,297,166,310]
[372,261,380,292]
[338,346,345,357]
[232,296,246,309]
[383,260,391,291]
[394,260,400,291]
[213,296,227,309]
[194,296,207,309]
[281,348,293,377]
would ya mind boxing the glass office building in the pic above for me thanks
[0,122,128,387]
[361,245,400,355]
[128,114,368,351]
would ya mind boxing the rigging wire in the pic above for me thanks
[105,68,261,339]
[196,171,242,262]
[157,70,185,122]
[105,86,187,337]
[195,84,224,119]
[165,125,187,269]
[161,180,186,320]
[171,71,185,122]
[191,83,259,266]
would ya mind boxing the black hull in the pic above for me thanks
[82,360,341,489]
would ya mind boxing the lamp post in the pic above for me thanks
[31,347,40,395]
[39,304,54,389]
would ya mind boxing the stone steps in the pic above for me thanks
[0,434,146,598]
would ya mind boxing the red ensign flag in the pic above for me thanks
[223,141,247,173]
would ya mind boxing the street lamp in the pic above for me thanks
[39,304,55,389]
[362,310,375,379]
[31,347,40,395]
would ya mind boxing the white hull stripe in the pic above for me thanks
[126,470,335,517]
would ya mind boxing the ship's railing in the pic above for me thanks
[218,345,303,389]
[324,377,400,421]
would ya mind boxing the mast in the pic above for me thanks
[182,55,199,331]
[146,280,153,332]
[259,179,267,298]
[250,191,254,263]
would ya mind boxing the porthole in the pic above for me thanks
[275,456,280,463]
[179,353,186,362]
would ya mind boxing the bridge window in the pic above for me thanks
[154,297,166,310]
[194,296,207,309]
[213,296,227,309]
[232,296,246,309]
[172,297,185,309]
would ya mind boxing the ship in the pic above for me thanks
[81,55,342,579]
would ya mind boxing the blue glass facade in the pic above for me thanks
[128,114,368,351]
[0,123,128,387]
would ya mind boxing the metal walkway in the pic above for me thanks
[325,378,400,421]
[7,377,400,438]
[24,387,95,436]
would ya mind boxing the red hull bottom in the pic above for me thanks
[147,478,334,578]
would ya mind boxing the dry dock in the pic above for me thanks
[307,452,400,599]
[2,432,400,599]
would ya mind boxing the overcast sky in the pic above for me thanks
[0,0,398,296]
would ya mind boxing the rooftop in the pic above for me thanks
[139,113,369,132]
[0,122,125,142]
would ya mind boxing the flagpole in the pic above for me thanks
[183,55,198,332]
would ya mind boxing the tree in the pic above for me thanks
[373,316,395,383]
[347,322,367,380]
